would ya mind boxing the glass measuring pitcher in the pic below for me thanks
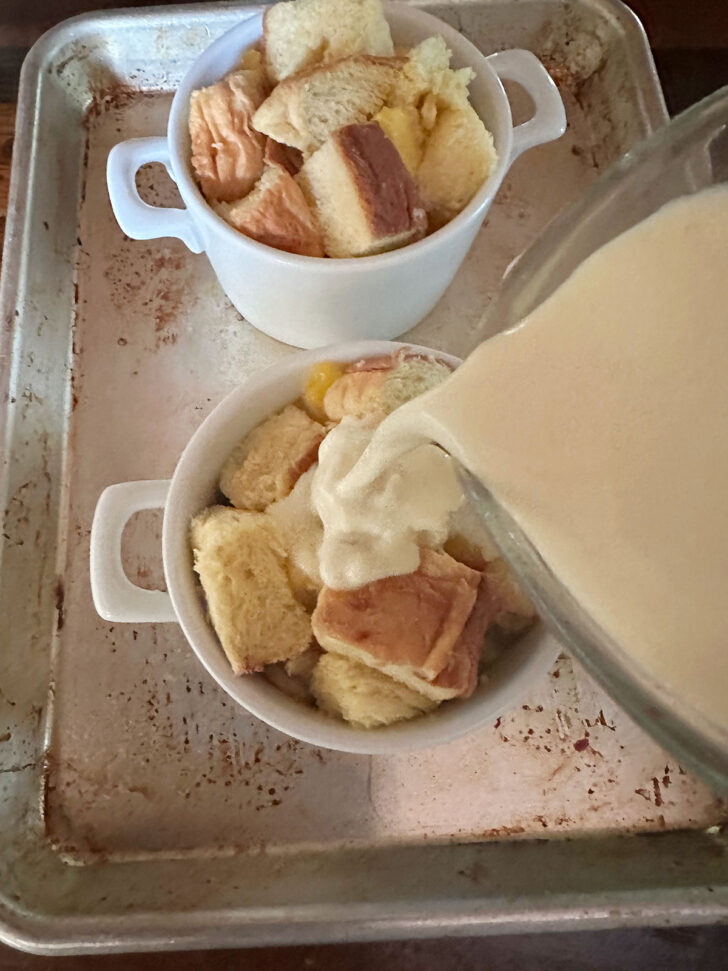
[462,86,728,794]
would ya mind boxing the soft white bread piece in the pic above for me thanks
[216,164,324,257]
[189,51,269,202]
[263,0,394,83]
[190,506,311,674]
[220,404,325,511]
[311,548,496,700]
[390,36,473,113]
[297,123,427,258]
[417,102,497,226]
[312,652,438,728]
[253,54,404,155]
[323,351,452,421]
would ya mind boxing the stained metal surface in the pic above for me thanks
[0,0,726,955]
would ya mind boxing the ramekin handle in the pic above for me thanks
[106,136,204,253]
[486,49,567,162]
[90,480,176,623]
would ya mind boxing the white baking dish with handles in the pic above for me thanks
[105,3,566,349]
[89,340,560,755]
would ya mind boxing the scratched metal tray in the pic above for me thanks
[1,0,726,955]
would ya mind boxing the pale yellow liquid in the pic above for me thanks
[344,188,728,730]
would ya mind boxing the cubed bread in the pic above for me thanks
[216,164,324,256]
[323,367,387,419]
[190,506,311,674]
[417,103,497,226]
[385,36,498,224]
[311,652,438,728]
[445,528,536,633]
[264,137,304,176]
[263,0,394,83]
[390,36,473,113]
[220,404,326,511]
[189,52,269,202]
[266,467,324,610]
[445,507,536,634]
[253,54,403,155]
[297,123,427,258]
[444,573,497,695]
[311,548,495,700]
[323,352,452,420]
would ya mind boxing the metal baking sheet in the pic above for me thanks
[1,0,726,955]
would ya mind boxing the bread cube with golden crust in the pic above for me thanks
[312,548,496,700]
[220,404,325,511]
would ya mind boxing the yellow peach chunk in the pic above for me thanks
[301,361,344,419]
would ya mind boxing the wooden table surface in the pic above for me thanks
[1,0,727,967]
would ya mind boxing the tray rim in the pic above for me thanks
[5,884,728,957]
[5,0,721,957]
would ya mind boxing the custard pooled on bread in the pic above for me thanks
[190,351,536,729]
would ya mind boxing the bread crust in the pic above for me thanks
[335,123,426,239]
[312,549,491,699]
[297,122,426,257]
[323,351,452,420]
[264,137,304,176]
[218,166,324,257]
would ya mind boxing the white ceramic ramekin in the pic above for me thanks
[106,3,565,349]
[89,340,559,754]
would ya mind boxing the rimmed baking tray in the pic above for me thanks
[1,0,726,955]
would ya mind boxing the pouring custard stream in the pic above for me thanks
[314,188,728,730]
